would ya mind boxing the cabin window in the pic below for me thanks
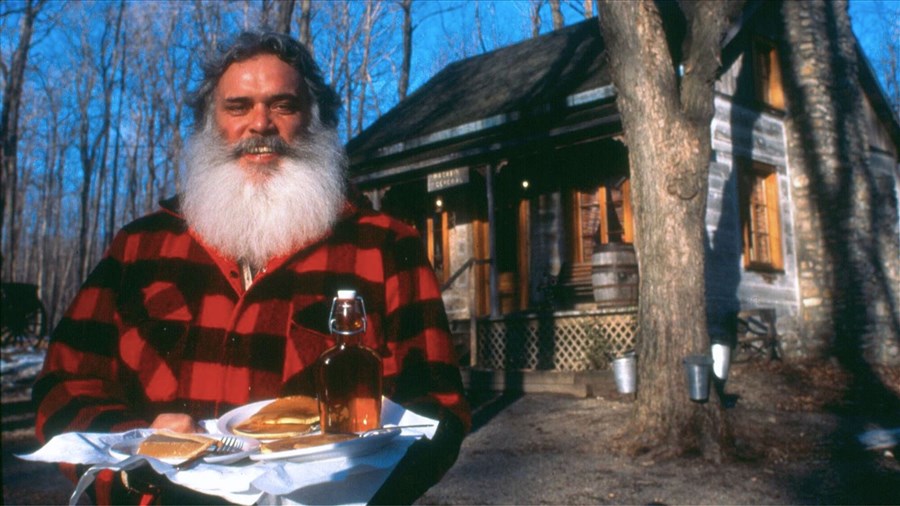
[739,160,784,271]
[753,38,785,110]
[572,178,633,263]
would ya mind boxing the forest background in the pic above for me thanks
[1,0,898,332]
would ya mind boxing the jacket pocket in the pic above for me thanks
[283,317,334,384]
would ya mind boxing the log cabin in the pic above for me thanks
[346,2,900,391]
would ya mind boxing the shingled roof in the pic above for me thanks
[347,7,900,177]
[346,18,612,170]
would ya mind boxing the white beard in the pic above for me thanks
[181,118,347,269]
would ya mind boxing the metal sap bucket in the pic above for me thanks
[611,353,637,394]
[683,355,713,402]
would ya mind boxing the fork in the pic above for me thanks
[174,436,243,470]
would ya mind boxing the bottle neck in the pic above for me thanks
[334,329,363,346]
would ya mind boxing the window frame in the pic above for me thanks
[569,178,634,264]
[752,37,785,111]
[738,159,784,272]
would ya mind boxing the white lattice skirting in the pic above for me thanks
[476,307,638,371]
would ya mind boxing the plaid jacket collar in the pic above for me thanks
[157,188,370,275]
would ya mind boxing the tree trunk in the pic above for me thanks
[145,107,158,214]
[76,70,95,282]
[36,82,63,305]
[354,0,377,135]
[530,0,542,38]
[398,0,412,101]
[598,0,741,460]
[274,0,296,34]
[474,0,487,53]
[76,4,121,281]
[193,0,224,49]
[549,0,564,29]
[1,0,43,279]
[299,0,313,52]
[108,29,127,247]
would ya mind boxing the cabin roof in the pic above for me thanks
[347,7,900,176]
[346,18,610,168]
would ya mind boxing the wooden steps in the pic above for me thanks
[462,368,619,398]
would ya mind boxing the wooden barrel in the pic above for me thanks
[591,244,638,307]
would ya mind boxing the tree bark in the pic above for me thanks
[530,0,542,38]
[274,0,296,35]
[474,0,487,53]
[398,0,412,101]
[354,0,377,135]
[299,0,313,52]
[598,0,741,461]
[107,28,127,247]
[1,0,43,279]
[549,0,564,29]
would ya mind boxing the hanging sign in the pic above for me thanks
[427,168,469,192]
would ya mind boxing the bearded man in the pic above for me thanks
[33,32,469,505]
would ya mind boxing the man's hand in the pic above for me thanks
[150,413,199,433]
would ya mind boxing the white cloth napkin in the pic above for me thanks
[18,398,438,505]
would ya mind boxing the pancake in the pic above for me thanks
[259,432,357,453]
[232,395,320,440]
[137,430,216,460]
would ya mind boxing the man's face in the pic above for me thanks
[213,54,309,179]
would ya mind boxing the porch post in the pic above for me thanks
[486,162,499,318]
[469,266,478,368]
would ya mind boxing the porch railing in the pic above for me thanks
[476,306,638,371]
[440,257,490,292]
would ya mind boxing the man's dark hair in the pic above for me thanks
[190,31,341,129]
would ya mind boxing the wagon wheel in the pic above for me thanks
[1,302,46,349]
[1,285,48,349]
[30,301,49,348]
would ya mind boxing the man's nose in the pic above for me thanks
[248,104,276,135]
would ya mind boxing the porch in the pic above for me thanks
[456,306,638,396]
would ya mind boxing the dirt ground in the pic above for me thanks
[419,362,900,504]
[3,359,900,505]
[417,360,900,505]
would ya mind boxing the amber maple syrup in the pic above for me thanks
[315,290,383,433]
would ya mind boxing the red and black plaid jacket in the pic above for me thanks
[34,195,470,444]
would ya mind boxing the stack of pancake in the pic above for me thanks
[138,396,359,458]
[231,395,358,452]
[232,395,321,440]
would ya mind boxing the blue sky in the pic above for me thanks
[408,0,898,112]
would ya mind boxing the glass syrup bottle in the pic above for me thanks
[315,289,383,433]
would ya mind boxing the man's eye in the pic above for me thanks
[273,101,301,113]
[224,103,249,113]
